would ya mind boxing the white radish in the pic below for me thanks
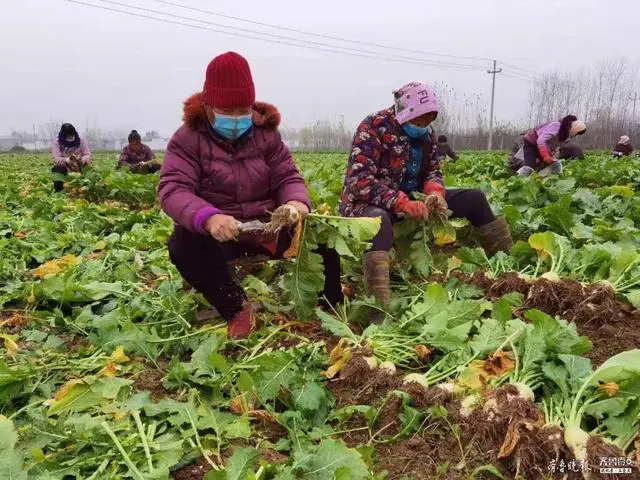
[363,356,378,370]
[460,393,482,417]
[379,361,396,375]
[403,373,428,388]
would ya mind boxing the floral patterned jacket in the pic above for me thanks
[339,107,444,217]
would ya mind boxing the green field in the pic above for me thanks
[1,151,639,479]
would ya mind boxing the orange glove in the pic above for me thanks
[422,181,445,197]
[394,192,428,220]
[539,145,554,164]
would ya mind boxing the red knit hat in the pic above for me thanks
[202,52,255,109]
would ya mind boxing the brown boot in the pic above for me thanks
[363,251,390,309]
[476,216,513,257]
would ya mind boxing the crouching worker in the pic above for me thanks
[514,115,586,177]
[612,136,634,158]
[51,123,92,192]
[118,130,161,173]
[158,52,342,338]
[558,141,584,160]
[339,82,512,308]
[435,135,459,162]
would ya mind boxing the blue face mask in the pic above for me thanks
[402,122,429,139]
[212,113,253,140]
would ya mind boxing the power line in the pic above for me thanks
[500,61,540,78]
[502,71,536,84]
[148,0,493,64]
[70,0,488,72]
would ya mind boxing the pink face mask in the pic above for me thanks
[393,82,438,124]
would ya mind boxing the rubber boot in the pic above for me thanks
[476,216,513,257]
[228,302,255,339]
[363,251,390,309]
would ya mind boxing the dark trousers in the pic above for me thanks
[52,165,68,192]
[523,141,544,171]
[361,188,496,251]
[168,226,343,320]
[129,162,161,174]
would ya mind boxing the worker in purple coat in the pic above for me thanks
[117,130,161,173]
[158,52,342,338]
[51,123,92,192]
[514,115,586,176]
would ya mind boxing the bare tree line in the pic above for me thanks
[284,61,640,151]
[526,59,639,149]
[5,59,638,152]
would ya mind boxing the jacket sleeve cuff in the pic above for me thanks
[423,181,445,197]
[193,206,222,234]
[281,195,311,211]
[393,191,409,213]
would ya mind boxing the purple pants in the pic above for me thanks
[362,188,496,251]
[168,226,343,320]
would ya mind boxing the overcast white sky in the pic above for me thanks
[0,0,636,137]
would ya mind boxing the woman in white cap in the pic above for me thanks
[515,115,586,177]
[613,135,634,158]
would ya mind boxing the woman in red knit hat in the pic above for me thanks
[158,52,342,338]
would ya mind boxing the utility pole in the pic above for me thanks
[487,59,502,151]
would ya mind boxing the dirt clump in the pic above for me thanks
[132,360,176,402]
[587,436,638,480]
[400,383,454,410]
[522,279,640,365]
[327,354,401,408]
[486,272,531,299]
[466,271,494,290]
[62,335,92,353]
[525,279,626,326]
[372,394,403,440]
[259,448,288,465]
[171,457,212,480]
[251,413,288,443]
[578,316,640,366]
[459,385,573,480]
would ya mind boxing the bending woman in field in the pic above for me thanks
[512,115,586,176]
[51,123,92,192]
[158,51,342,338]
[117,130,161,173]
[612,135,634,158]
[339,82,513,308]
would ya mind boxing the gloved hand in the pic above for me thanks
[422,180,445,198]
[394,192,428,221]
[539,145,554,164]
[66,156,82,172]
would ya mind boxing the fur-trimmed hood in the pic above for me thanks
[182,92,281,131]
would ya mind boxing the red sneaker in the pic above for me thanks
[228,303,254,339]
